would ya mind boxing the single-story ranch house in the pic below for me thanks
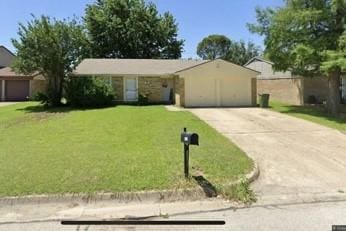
[73,59,258,107]
[245,56,346,105]
[0,67,47,101]
[0,45,47,101]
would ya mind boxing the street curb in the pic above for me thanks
[237,162,259,185]
[0,188,205,206]
[0,163,259,206]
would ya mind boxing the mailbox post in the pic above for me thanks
[181,127,199,178]
[183,128,189,178]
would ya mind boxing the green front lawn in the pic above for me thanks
[270,101,346,132]
[0,102,252,196]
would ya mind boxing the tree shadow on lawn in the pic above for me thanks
[16,102,170,114]
[16,103,117,114]
[270,104,346,125]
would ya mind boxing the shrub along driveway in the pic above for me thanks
[0,102,252,196]
[190,108,346,199]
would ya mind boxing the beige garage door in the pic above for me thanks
[185,76,250,107]
[5,80,30,101]
[219,76,251,106]
[185,76,217,107]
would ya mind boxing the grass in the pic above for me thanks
[0,102,252,197]
[218,179,256,204]
[269,101,346,132]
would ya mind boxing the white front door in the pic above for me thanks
[125,77,138,101]
[162,79,174,102]
[342,76,346,101]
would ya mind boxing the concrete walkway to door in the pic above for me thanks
[190,108,346,203]
[0,102,17,107]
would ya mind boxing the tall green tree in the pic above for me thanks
[248,0,346,115]
[225,40,261,65]
[12,16,89,106]
[85,0,184,58]
[196,34,261,65]
[196,34,231,60]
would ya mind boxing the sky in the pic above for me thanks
[0,0,283,58]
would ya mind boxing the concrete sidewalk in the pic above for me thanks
[2,199,346,230]
[0,199,235,224]
[3,190,346,225]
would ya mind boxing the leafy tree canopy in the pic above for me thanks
[197,34,232,60]
[225,40,262,66]
[12,16,90,106]
[85,0,184,58]
[248,0,346,115]
[197,34,261,65]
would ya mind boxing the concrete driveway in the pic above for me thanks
[190,108,346,201]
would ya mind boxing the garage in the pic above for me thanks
[0,67,47,102]
[177,59,258,107]
[5,80,30,101]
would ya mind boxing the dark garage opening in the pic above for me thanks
[5,80,30,101]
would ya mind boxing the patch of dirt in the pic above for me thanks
[191,166,204,176]
[1,112,65,129]
[31,112,65,122]
[1,116,27,130]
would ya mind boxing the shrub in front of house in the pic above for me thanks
[65,77,115,107]
[138,94,149,105]
[32,92,49,105]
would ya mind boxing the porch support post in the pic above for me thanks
[1,80,5,101]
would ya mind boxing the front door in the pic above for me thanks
[162,79,173,102]
[125,77,138,101]
[342,76,346,102]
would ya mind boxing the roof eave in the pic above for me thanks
[244,56,274,66]
[0,45,16,58]
[71,73,177,77]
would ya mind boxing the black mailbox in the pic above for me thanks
[189,133,199,145]
[181,131,199,145]
[181,127,199,178]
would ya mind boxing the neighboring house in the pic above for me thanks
[0,67,47,101]
[244,57,334,105]
[0,45,15,69]
[73,59,258,107]
[0,45,47,101]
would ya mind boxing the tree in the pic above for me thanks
[196,34,231,60]
[12,16,89,106]
[248,0,346,115]
[225,40,261,65]
[85,0,184,58]
[196,35,261,65]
